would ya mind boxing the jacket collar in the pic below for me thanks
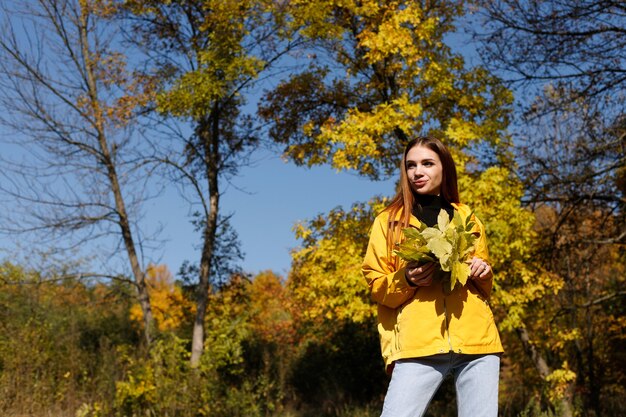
[391,202,465,229]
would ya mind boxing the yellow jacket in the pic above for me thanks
[362,203,503,372]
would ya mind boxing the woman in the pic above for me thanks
[362,136,503,417]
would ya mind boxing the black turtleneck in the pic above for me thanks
[412,194,454,227]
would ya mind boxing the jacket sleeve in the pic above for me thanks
[362,214,416,309]
[470,214,493,299]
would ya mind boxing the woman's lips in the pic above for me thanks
[412,180,427,187]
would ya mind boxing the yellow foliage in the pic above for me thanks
[80,0,118,18]
[545,362,576,403]
[288,200,387,330]
[552,329,581,351]
[139,0,268,119]
[358,3,437,67]
[316,95,423,172]
[157,54,264,118]
[607,314,626,340]
[130,264,192,332]
[289,0,352,40]
[457,166,563,331]
[115,372,157,406]
[266,0,512,179]
[248,271,295,345]
[291,233,373,323]
[444,117,482,147]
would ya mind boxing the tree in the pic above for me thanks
[474,0,625,236]
[0,0,157,345]
[260,0,512,179]
[247,270,294,346]
[514,107,625,416]
[474,0,626,107]
[260,1,623,414]
[121,0,303,366]
[259,0,525,347]
[244,271,296,412]
[260,1,560,413]
[289,200,384,329]
[129,264,192,332]
[473,1,626,415]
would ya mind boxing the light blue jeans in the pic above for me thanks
[380,353,500,417]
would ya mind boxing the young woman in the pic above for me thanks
[362,137,503,417]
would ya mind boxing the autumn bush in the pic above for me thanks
[0,263,137,416]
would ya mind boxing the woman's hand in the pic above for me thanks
[405,261,436,287]
[469,257,492,281]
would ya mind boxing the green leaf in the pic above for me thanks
[421,226,443,241]
[437,209,450,232]
[452,211,463,226]
[394,245,435,263]
[464,211,476,232]
[403,227,424,242]
[450,261,471,291]
[395,209,478,290]
[428,237,453,264]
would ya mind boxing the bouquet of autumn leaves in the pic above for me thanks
[394,209,478,292]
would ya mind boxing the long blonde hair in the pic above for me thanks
[384,136,460,249]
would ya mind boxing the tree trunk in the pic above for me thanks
[190,109,221,367]
[78,4,154,345]
[189,214,216,367]
[516,327,574,417]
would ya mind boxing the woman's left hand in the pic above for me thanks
[469,257,492,281]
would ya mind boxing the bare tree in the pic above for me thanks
[473,0,625,252]
[0,0,157,345]
[475,0,626,104]
[474,0,626,204]
[121,0,304,366]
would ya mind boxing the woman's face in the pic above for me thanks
[406,145,443,196]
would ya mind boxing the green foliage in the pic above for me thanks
[394,209,477,291]
[124,0,287,120]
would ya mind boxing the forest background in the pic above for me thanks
[0,1,623,416]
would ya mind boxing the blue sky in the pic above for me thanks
[0,138,396,279]
[151,149,396,278]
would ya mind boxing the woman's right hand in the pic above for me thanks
[405,261,436,287]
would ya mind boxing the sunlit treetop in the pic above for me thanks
[260,0,512,179]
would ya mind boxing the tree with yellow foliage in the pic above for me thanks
[130,264,192,332]
[264,0,527,341]
[260,0,512,178]
[289,201,385,331]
